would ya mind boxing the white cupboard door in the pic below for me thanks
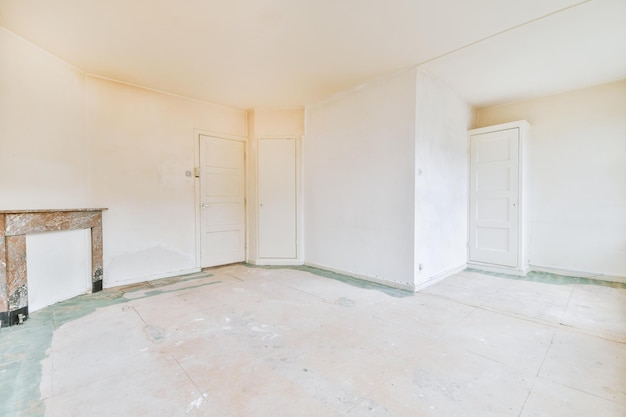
[258,139,297,259]
[200,135,245,267]
[469,128,520,267]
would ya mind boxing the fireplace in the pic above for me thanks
[0,209,107,327]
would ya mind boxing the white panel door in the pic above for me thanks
[258,139,297,259]
[469,128,519,267]
[200,135,245,267]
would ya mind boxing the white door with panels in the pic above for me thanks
[258,139,297,259]
[468,121,529,273]
[199,135,245,267]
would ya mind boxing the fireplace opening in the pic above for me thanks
[26,229,92,312]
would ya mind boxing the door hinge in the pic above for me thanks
[194,168,201,178]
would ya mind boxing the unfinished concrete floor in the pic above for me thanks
[1,264,625,417]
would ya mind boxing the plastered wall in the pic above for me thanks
[414,70,473,288]
[304,69,472,290]
[86,76,247,285]
[251,108,305,138]
[477,80,626,278]
[304,69,418,288]
[0,28,92,310]
[0,27,88,208]
[1,26,248,299]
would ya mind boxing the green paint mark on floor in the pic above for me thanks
[141,280,221,298]
[0,271,215,417]
[5,264,618,417]
[245,263,413,298]
[465,268,626,289]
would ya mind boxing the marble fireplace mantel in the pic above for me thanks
[0,208,107,328]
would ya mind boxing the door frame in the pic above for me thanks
[193,129,247,269]
[257,138,298,261]
[468,127,520,268]
[466,120,531,275]
[250,135,303,266]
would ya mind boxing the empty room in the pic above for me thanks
[1,0,625,416]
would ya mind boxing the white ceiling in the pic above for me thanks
[0,0,624,109]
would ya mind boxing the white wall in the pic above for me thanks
[0,27,87,208]
[304,70,417,288]
[414,70,473,288]
[0,27,93,308]
[86,76,247,286]
[251,108,305,138]
[477,80,626,278]
[1,26,248,299]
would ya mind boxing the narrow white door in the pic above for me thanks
[469,128,519,267]
[258,139,297,259]
[200,135,245,267]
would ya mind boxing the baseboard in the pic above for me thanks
[248,258,304,266]
[103,267,202,289]
[467,262,528,276]
[414,263,468,291]
[529,264,626,284]
[303,261,415,292]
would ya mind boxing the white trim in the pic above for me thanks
[414,264,468,291]
[530,265,626,284]
[467,261,529,276]
[86,74,248,114]
[253,138,260,262]
[194,130,249,269]
[256,134,300,139]
[304,262,415,292]
[295,137,304,263]
[467,120,531,273]
[467,120,531,136]
[194,130,202,269]
[103,268,202,289]
[248,259,304,266]
[194,128,247,142]
[254,137,304,265]
[466,262,626,285]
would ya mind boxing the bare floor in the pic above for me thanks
[2,265,626,416]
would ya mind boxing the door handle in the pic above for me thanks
[202,204,211,209]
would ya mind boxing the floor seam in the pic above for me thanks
[225,272,244,281]
[131,305,147,325]
[274,281,329,302]
[558,286,576,324]
[536,375,626,406]
[419,291,626,344]
[7,266,625,416]
[517,331,557,417]
[172,354,204,396]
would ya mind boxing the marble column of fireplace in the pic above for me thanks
[0,209,107,328]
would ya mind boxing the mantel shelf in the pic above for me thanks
[0,208,108,214]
